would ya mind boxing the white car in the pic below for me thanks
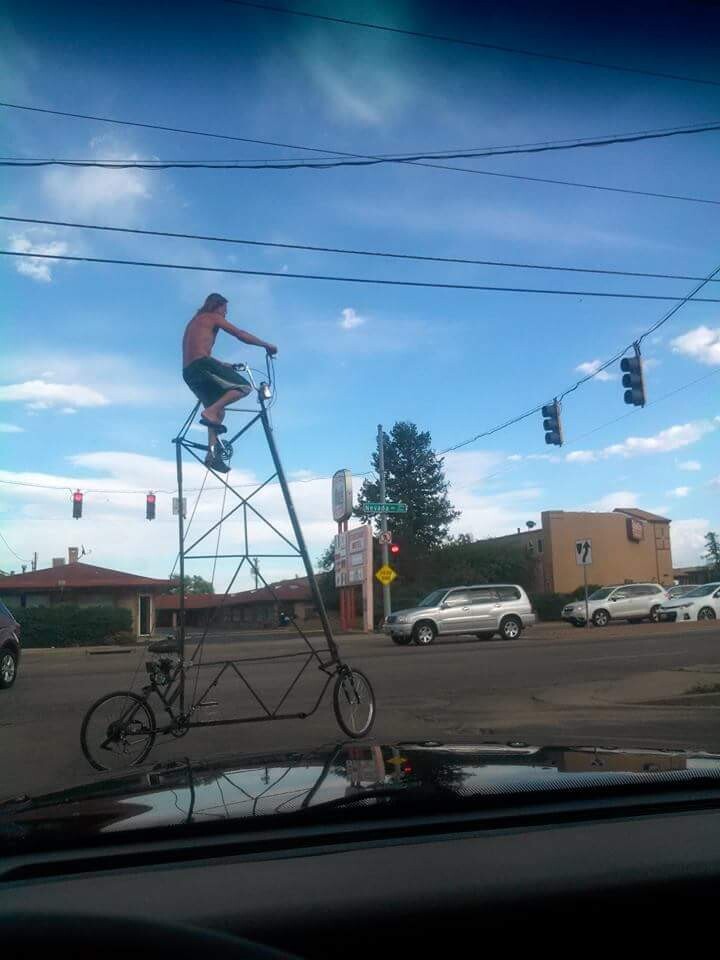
[561,583,668,628]
[658,582,720,623]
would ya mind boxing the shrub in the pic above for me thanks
[7,604,133,648]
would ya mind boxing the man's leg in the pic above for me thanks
[202,388,244,428]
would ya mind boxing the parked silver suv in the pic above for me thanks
[561,583,668,628]
[383,584,536,645]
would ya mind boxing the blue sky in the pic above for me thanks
[2,0,719,586]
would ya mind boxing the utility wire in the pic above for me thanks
[441,261,720,453]
[0,529,28,563]
[3,100,717,206]
[2,214,718,285]
[4,250,720,302]
[223,0,720,89]
[3,121,720,169]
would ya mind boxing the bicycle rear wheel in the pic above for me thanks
[80,691,157,771]
[333,669,376,738]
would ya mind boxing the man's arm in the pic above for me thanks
[215,316,277,355]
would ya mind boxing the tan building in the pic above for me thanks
[493,507,673,594]
[0,560,170,638]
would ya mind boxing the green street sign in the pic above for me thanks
[362,502,408,515]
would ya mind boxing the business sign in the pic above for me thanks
[332,469,353,523]
[626,517,645,542]
[575,539,593,566]
[335,524,372,588]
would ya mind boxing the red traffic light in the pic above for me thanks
[146,492,156,521]
[72,490,83,519]
[390,543,400,555]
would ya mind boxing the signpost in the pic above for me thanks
[575,539,593,628]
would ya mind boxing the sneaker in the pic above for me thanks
[204,454,231,474]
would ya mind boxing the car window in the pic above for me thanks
[496,586,522,601]
[468,588,499,605]
[588,588,614,601]
[418,589,449,608]
[443,591,471,607]
[683,583,720,598]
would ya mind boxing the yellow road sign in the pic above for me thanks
[375,563,397,585]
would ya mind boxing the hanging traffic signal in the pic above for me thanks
[72,490,83,519]
[390,543,400,556]
[620,347,646,407]
[146,492,156,521]
[541,401,563,446]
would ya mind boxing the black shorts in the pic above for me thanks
[183,357,252,408]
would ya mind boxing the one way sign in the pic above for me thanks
[575,539,593,566]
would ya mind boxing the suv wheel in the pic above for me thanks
[0,649,18,689]
[499,616,522,641]
[412,622,437,646]
[649,605,661,623]
[698,607,717,621]
[592,609,610,627]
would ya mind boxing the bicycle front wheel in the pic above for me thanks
[80,691,157,772]
[333,669,376,738]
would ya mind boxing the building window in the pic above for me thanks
[537,538,544,554]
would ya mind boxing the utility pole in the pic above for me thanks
[377,424,392,620]
[253,558,260,589]
[32,552,38,572]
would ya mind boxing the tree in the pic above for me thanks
[317,540,335,572]
[704,532,720,574]
[356,422,460,552]
[168,574,214,595]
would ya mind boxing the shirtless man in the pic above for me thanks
[183,293,277,472]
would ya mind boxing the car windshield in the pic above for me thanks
[2,3,720,850]
[683,584,720,598]
[417,589,448,608]
[588,588,615,601]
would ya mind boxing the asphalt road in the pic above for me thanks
[2,621,720,798]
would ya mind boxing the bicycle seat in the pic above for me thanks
[147,638,179,655]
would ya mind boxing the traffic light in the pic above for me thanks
[620,348,646,407]
[72,490,83,519]
[390,543,400,556]
[541,401,563,446]
[146,492,156,521]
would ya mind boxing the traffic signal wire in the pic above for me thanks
[2,214,718,285]
[221,0,720,89]
[0,529,28,563]
[441,260,720,454]
[4,249,720,303]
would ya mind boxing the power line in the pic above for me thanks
[222,0,720,89]
[5,249,720,302]
[4,100,718,206]
[0,529,28,563]
[3,214,718,285]
[3,121,720,170]
[441,260,720,453]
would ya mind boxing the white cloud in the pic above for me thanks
[671,518,711,566]
[59,407,78,415]
[507,453,560,463]
[566,450,597,463]
[678,460,702,471]
[575,359,617,381]
[591,491,639,511]
[0,380,108,409]
[0,423,24,433]
[338,307,367,330]
[9,232,69,282]
[602,420,716,458]
[43,158,150,214]
[668,486,691,498]
[671,326,720,366]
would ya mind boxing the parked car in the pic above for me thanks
[665,584,696,600]
[0,599,20,690]
[383,584,536,645]
[658,582,720,623]
[561,583,668,628]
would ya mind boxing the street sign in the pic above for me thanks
[362,502,408,515]
[331,469,353,522]
[575,539,593,565]
[172,497,187,519]
[378,531,392,545]
[375,564,397,585]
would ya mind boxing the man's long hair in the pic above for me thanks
[196,293,228,316]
